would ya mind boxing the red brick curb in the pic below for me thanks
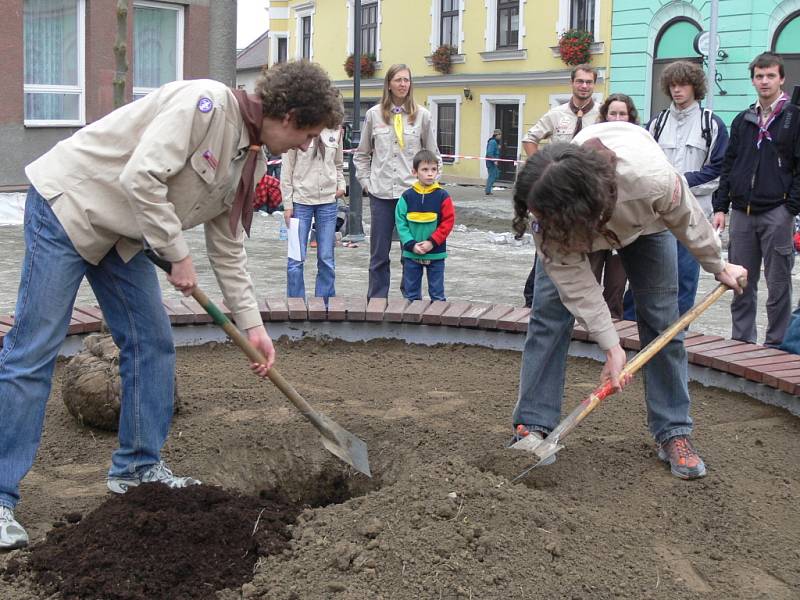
[0,299,796,397]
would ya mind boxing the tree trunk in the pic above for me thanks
[113,0,129,109]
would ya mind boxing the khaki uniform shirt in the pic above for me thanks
[280,128,345,210]
[534,122,725,350]
[522,101,600,146]
[353,105,441,199]
[25,79,265,330]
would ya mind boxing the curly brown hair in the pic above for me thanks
[512,143,618,256]
[659,60,707,101]
[255,61,344,129]
[598,93,639,124]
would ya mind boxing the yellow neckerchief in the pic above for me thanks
[391,106,405,148]
[411,181,441,194]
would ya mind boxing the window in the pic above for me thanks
[440,0,458,48]
[570,0,594,33]
[302,15,312,59]
[496,0,519,49]
[361,2,378,56]
[133,1,184,101]
[277,37,288,63]
[23,0,85,125]
[436,103,457,163]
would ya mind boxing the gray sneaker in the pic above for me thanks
[107,461,201,494]
[0,506,29,550]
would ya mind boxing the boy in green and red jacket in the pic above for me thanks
[395,149,455,301]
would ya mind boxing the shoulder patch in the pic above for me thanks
[197,97,214,113]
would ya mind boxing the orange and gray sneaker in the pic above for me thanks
[657,435,706,479]
[510,425,556,465]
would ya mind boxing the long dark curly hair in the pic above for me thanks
[512,143,619,256]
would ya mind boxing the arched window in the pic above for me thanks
[651,18,701,114]
[773,11,800,92]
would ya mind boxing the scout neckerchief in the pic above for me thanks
[756,92,789,149]
[569,97,595,137]
[230,89,264,236]
[391,106,405,148]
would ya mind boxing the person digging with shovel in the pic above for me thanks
[510,121,747,480]
[0,61,344,550]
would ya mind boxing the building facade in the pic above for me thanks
[270,0,612,182]
[610,0,800,125]
[0,0,232,188]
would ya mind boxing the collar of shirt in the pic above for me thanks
[757,92,789,121]
[412,181,441,194]
[669,101,699,121]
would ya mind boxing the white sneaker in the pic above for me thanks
[0,506,29,550]
[107,461,201,494]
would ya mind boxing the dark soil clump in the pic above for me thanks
[20,484,300,600]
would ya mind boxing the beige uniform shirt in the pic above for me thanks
[522,101,600,146]
[280,128,345,210]
[353,105,441,199]
[25,79,265,330]
[534,121,725,350]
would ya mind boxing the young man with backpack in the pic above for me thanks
[646,60,729,315]
[713,52,800,346]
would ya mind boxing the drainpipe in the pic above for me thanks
[706,0,719,110]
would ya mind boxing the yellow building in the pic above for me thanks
[270,1,611,183]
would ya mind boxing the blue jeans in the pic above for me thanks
[485,162,499,194]
[0,188,176,509]
[402,258,445,301]
[512,231,693,444]
[287,202,337,299]
[676,239,700,315]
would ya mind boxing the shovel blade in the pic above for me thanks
[316,413,372,477]
[510,435,563,464]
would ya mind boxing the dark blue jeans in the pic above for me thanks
[676,239,700,315]
[0,188,175,509]
[368,195,403,299]
[402,258,445,301]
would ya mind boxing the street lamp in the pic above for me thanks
[344,0,366,242]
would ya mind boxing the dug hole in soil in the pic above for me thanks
[1,337,798,599]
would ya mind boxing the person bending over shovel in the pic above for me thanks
[510,121,746,480]
[0,61,343,550]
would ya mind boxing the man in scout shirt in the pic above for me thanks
[0,60,343,550]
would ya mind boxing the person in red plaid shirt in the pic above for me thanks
[254,173,283,214]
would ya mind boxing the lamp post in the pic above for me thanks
[345,0,366,242]
[707,0,719,110]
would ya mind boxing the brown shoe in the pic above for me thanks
[657,436,706,480]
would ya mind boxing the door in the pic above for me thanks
[495,105,519,181]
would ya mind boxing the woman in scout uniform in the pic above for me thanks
[281,127,346,300]
[353,64,441,299]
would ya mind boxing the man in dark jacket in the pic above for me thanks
[713,52,800,346]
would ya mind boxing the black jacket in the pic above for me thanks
[714,101,800,216]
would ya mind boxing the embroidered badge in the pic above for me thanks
[531,219,541,233]
[202,150,219,170]
[197,97,214,113]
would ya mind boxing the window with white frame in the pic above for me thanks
[346,0,380,60]
[497,0,519,49]
[440,0,458,48]
[428,95,461,164]
[132,1,184,101]
[23,0,85,126]
[558,0,600,42]
[570,0,594,33]
[361,2,378,56]
[295,3,314,59]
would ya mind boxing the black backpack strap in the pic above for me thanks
[701,108,713,151]
[651,109,669,142]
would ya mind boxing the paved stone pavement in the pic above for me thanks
[0,182,796,341]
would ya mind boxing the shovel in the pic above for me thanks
[145,248,371,477]
[510,277,746,477]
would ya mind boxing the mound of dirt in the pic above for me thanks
[4,485,298,600]
[0,338,798,599]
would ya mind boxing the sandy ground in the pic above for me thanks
[1,337,798,599]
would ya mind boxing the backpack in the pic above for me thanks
[651,107,714,152]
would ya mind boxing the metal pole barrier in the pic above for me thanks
[345,0,365,242]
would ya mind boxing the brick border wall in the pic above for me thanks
[2,296,799,397]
